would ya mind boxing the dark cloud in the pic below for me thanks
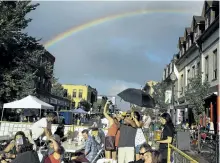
[25,1,204,94]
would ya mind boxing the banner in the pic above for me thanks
[165,90,172,104]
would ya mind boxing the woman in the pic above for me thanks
[103,101,120,160]
[10,136,39,163]
[132,111,146,161]
[44,135,64,163]
[156,113,175,163]
[1,131,27,161]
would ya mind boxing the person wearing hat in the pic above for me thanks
[43,135,64,163]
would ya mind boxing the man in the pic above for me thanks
[129,143,152,163]
[25,112,57,149]
[90,127,105,149]
[72,129,99,162]
[118,110,137,163]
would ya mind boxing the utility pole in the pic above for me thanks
[170,60,177,125]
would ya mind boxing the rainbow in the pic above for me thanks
[44,9,188,48]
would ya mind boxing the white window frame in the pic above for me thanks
[205,56,209,81]
[213,49,217,80]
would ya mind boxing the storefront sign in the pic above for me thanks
[50,98,57,104]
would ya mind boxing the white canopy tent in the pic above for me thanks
[1,95,54,121]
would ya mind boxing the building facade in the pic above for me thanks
[162,0,219,125]
[144,81,158,96]
[62,84,98,108]
[35,51,72,110]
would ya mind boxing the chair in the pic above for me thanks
[91,144,105,163]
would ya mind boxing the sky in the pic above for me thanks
[25,1,204,109]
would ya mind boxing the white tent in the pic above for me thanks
[3,95,54,109]
[1,95,54,120]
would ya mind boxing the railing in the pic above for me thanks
[167,144,199,163]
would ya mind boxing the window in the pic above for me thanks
[187,69,191,80]
[213,49,217,80]
[187,70,190,89]
[192,66,195,78]
[197,62,200,74]
[181,74,184,94]
[182,46,185,55]
[205,11,211,29]
[72,89,77,98]
[79,89,83,98]
[194,26,200,41]
[205,56,209,81]
[189,37,192,47]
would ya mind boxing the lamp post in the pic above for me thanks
[170,72,177,125]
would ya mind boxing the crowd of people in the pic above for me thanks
[103,101,175,163]
[0,101,175,163]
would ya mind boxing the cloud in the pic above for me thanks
[25,1,204,94]
[107,80,140,96]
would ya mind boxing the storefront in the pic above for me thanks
[39,95,71,111]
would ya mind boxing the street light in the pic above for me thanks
[170,71,177,125]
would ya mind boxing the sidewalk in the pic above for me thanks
[185,150,210,163]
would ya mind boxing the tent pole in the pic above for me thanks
[1,108,4,121]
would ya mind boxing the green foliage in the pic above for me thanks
[51,77,66,97]
[92,96,108,112]
[152,82,168,112]
[132,105,155,117]
[0,1,52,102]
[79,99,91,112]
[185,73,210,120]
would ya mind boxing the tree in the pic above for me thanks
[0,1,53,102]
[92,96,108,112]
[79,100,91,112]
[131,105,155,117]
[51,77,66,97]
[185,73,210,120]
[151,82,169,112]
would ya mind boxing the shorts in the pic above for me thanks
[135,145,141,154]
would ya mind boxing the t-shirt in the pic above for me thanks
[31,118,51,140]
[118,124,137,147]
[159,123,174,149]
[44,155,60,163]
